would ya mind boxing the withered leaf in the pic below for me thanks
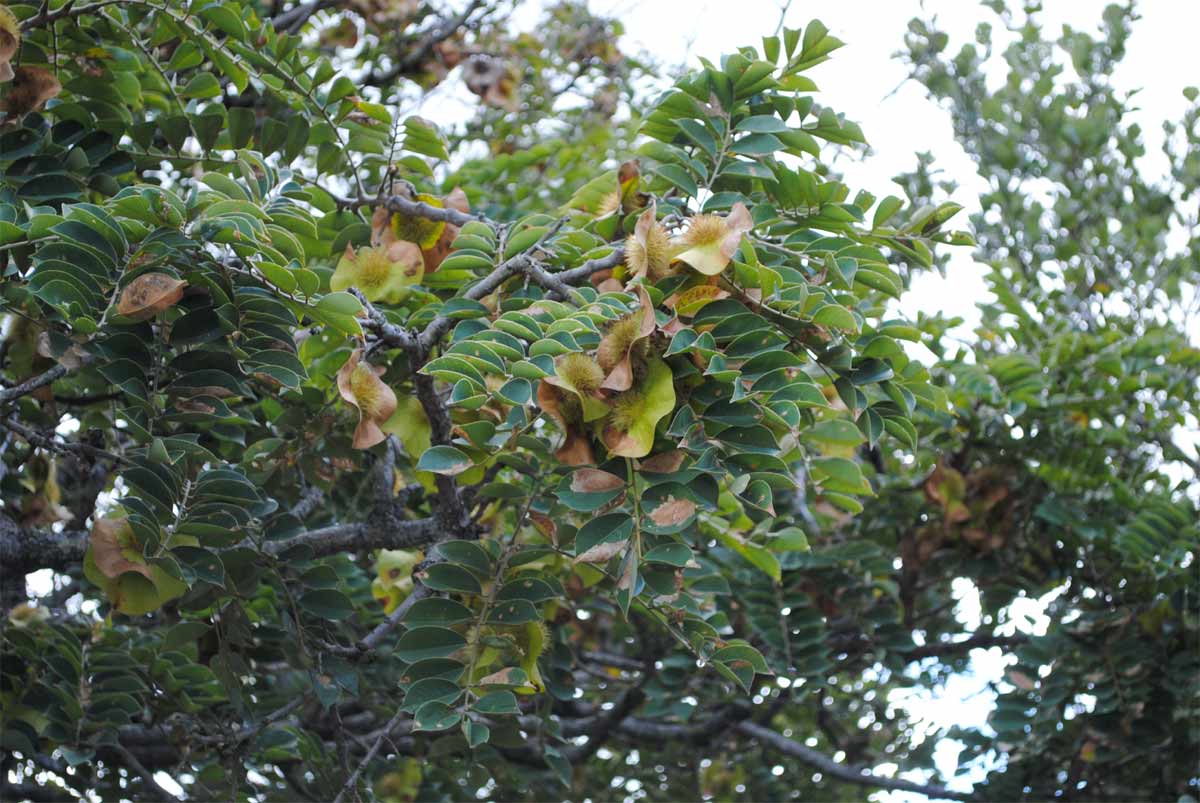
[117,273,187,321]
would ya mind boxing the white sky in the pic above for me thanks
[589,0,1200,340]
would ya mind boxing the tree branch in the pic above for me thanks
[332,708,409,803]
[366,0,488,86]
[0,364,77,408]
[736,721,975,801]
[0,514,87,576]
[264,515,438,557]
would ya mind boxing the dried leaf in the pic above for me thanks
[117,273,187,321]
[1007,669,1036,690]
[90,517,152,581]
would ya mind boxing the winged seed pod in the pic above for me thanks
[2,65,61,116]
[330,241,424,303]
[624,201,673,281]
[0,6,19,82]
[672,202,752,276]
[597,284,656,391]
[336,348,398,449]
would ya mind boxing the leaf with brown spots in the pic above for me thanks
[648,496,696,527]
[571,468,625,493]
[637,450,686,474]
[574,539,627,564]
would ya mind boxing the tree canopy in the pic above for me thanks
[0,1,1195,801]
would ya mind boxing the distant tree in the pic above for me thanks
[0,1,1192,802]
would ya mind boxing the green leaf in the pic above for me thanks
[395,627,467,663]
[416,445,474,476]
[298,589,354,621]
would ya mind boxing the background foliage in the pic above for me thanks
[0,1,1195,801]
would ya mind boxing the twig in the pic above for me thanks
[736,721,975,801]
[331,708,408,803]
[0,364,77,407]
[109,742,178,801]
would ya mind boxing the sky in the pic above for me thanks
[583,0,1200,342]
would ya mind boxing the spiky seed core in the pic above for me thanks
[349,364,388,418]
[597,314,643,372]
[608,389,645,432]
[558,353,605,394]
[596,189,621,218]
[682,214,727,246]
[513,621,549,653]
[625,223,672,279]
[354,247,394,290]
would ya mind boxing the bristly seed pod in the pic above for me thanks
[624,201,672,281]
[672,202,753,276]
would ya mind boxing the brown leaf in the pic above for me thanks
[529,511,557,543]
[648,496,696,527]
[574,539,627,564]
[638,450,687,474]
[1006,669,1036,690]
[117,273,187,321]
[90,517,152,581]
[571,468,625,493]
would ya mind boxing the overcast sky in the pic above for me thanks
[588,0,1199,342]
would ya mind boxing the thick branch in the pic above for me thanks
[381,193,485,229]
[367,0,487,86]
[735,721,975,801]
[0,364,75,407]
[270,0,339,32]
[264,515,438,557]
[562,687,646,763]
[0,514,87,576]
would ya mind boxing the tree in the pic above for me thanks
[0,2,1193,803]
